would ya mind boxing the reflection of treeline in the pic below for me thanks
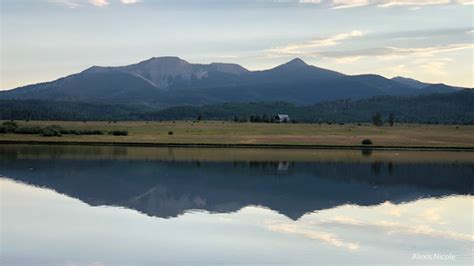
[317,161,473,194]
[190,160,295,171]
[233,161,295,170]
[1,90,473,124]
[0,121,127,137]
[174,160,474,194]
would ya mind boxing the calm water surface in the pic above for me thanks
[1,145,473,265]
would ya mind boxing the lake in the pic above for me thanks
[1,145,473,265]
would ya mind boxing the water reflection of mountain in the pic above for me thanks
[1,155,472,220]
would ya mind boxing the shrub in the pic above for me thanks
[361,139,373,145]
[168,131,174,135]
[59,129,104,135]
[49,125,62,129]
[40,126,62,137]
[80,130,104,135]
[2,121,18,128]
[1,121,18,133]
[14,126,42,134]
[110,130,128,136]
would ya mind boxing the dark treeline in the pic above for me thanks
[1,90,473,124]
[0,100,156,121]
[0,121,129,137]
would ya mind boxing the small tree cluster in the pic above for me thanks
[249,114,274,123]
[372,113,384,126]
[372,113,396,127]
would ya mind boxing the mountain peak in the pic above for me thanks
[139,56,189,66]
[270,58,309,72]
[286,58,307,67]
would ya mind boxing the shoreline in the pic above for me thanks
[1,140,473,152]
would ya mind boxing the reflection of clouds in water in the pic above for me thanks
[217,217,234,223]
[264,219,359,251]
[256,197,472,253]
[382,203,403,217]
[420,207,444,224]
[311,197,472,241]
[319,219,473,242]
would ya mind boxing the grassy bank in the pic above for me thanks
[0,120,473,149]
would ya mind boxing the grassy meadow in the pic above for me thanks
[0,120,473,148]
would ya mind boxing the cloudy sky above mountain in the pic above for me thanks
[1,0,472,89]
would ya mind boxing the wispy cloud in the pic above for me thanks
[455,0,474,5]
[266,27,473,59]
[265,220,359,251]
[298,0,472,8]
[48,0,81,8]
[332,0,370,9]
[89,0,109,6]
[314,43,474,59]
[378,0,450,8]
[48,0,139,8]
[267,30,364,56]
[320,217,473,242]
[121,0,140,4]
[299,0,323,3]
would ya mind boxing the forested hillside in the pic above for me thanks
[1,90,473,124]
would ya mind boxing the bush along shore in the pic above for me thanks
[0,121,128,137]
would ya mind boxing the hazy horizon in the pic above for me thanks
[1,0,473,90]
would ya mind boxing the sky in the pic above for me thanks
[0,0,473,90]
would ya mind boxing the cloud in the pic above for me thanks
[265,27,473,60]
[265,220,359,251]
[89,0,109,6]
[313,43,474,59]
[420,207,444,223]
[267,30,364,55]
[455,0,474,4]
[312,214,473,243]
[48,0,81,8]
[420,61,447,75]
[299,0,323,3]
[297,0,472,8]
[332,0,370,9]
[121,0,140,4]
[49,0,138,8]
[383,64,410,75]
[378,0,450,8]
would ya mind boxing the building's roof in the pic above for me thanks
[275,114,290,120]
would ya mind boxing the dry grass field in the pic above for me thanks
[1,120,473,148]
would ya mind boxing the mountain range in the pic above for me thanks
[0,56,465,106]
